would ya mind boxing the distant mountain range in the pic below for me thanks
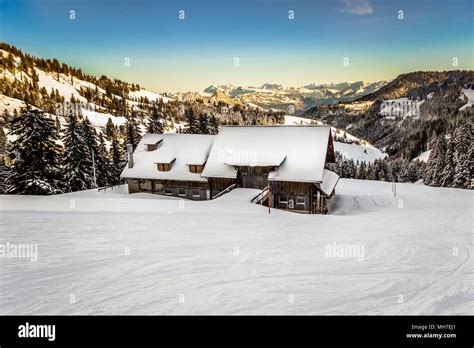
[202,80,388,113]
[302,70,474,159]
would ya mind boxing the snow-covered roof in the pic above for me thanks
[121,133,215,182]
[202,126,333,183]
[320,169,340,196]
[153,153,176,164]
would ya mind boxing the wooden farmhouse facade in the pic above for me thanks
[121,126,340,214]
[201,126,339,214]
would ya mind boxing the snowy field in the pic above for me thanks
[0,179,472,315]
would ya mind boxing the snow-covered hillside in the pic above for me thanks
[81,109,127,127]
[0,94,28,114]
[459,88,474,111]
[0,179,471,315]
[413,150,431,163]
[0,48,171,115]
[285,115,386,163]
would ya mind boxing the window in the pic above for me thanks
[279,195,288,208]
[157,163,171,171]
[155,181,164,193]
[178,188,186,197]
[146,144,157,151]
[296,196,306,210]
[164,187,172,195]
[192,189,200,198]
[189,165,204,173]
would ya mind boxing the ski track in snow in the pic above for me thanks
[0,180,472,315]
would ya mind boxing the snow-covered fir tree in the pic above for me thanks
[147,107,163,134]
[95,133,113,187]
[424,135,447,187]
[105,117,116,139]
[440,137,455,187]
[404,161,419,183]
[0,159,8,193]
[62,115,92,192]
[81,118,111,187]
[0,126,8,193]
[125,116,141,150]
[356,161,367,179]
[5,107,62,194]
[209,115,219,135]
[198,113,209,134]
[452,123,472,189]
[422,123,472,189]
[185,108,199,134]
[109,134,125,186]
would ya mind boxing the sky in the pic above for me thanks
[0,0,473,92]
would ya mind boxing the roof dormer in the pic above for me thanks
[145,139,163,152]
[188,164,204,173]
[156,158,175,172]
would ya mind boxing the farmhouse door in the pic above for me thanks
[238,166,269,189]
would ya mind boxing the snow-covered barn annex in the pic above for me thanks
[121,125,340,214]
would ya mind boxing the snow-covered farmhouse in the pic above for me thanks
[121,133,215,200]
[121,126,340,214]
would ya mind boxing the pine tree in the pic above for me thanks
[366,162,374,180]
[55,116,61,132]
[440,137,455,187]
[81,118,111,188]
[198,113,209,134]
[185,108,199,134]
[424,135,447,187]
[356,161,367,179]
[2,109,10,125]
[62,115,92,192]
[125,116,141,149]
[110,135,125,185]
[0,127,8,193]
[0,126,6,158]
[105,118,115,139]
[147,107,163,134]
[209,115,219,134]
[371,160,380,180]
[452,123,472,189]
[95,133,112,187]
[0,157,8,193]
[405,161,419,183]
[6,107,62,194]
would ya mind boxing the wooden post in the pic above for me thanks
[316,191,320,213]
[268,185,271,214]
